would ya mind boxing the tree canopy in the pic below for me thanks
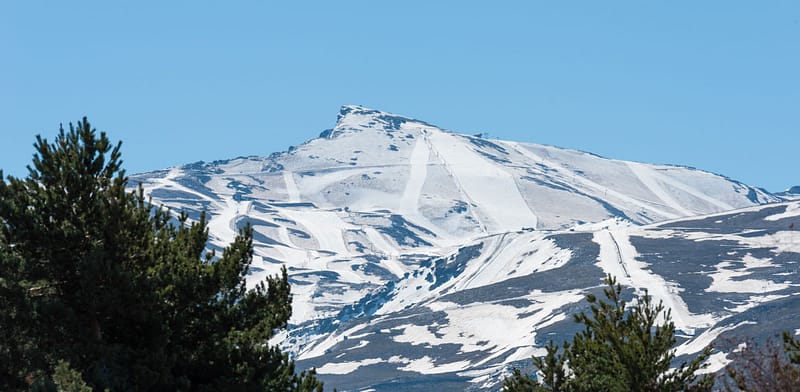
[0,118,323,391]
[503,275,713,392]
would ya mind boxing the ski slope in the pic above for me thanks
[128,105,793,391]
[427,130,539,233]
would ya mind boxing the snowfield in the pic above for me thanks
[131,106,799,391]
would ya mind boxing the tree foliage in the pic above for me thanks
[504,275,713,392]
[0,118,323,391]
[722,333,800,391]
[51,361,93,392]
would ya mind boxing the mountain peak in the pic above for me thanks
[129,105,791,391]
[330,105,435,138]
[337,104,406,119]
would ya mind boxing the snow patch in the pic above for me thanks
[707,254,790,294]
[698,351,731,374]
[764,202,800,221]
[398,356,472,374]
[316,358,382,375]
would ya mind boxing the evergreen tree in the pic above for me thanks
[0,118,324,391]
[0,239,34,389]
[783,331,800,365]
[52,361,93,392]
[504,275,713,392]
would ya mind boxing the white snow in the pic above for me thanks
[455,233,572,290]
[392,324,441,346]
[511,143,681,220]
[283,171,301,202]
[400,136,429,216]
[362,226,397,255]
[427,130,538,233]
[293,166,372,197]
[594,229,634,284]
[279,209,355,255]
[299,323,370,360]
[316,358,383,374]
[707,254,790,294]
[458,365,508,387]
[765,202,800,221]
[601,229,717,333]
[398,356,472,374]
[414,290,584,366]
[683,230,800,254]
[698,351,731,374]
[347,340,370,351]
[627,162,734,212]
[675,322,755,357]
[206,198,246,247]
[149,168,216,204]
[726,294,790,313]
[130,106,793,389]
[625,162,697,216]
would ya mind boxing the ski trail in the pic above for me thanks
[644,167,735,211]
[363,226,398,255]
[424,134,487,234]
[456,233,512,290]
[511,143,680,220]
[381,253,406,278]
[153,168,245,246]
[323,256,365,283]
[427,131,538,233]
[395,131,452,244]
[363,225,410,278]
[278,226,297,248]
[207,198,241,246]
[283,171,301,202]
[153,168,218,205]
[596,229,716,333]
[280,209,354,255]
[625,162,696,216]
[594,230,632,285]
[401,136,430,215]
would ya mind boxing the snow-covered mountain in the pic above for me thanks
[778,185,800,200]
[130,106,797,391]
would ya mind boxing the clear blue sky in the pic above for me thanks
[1,1,797,191]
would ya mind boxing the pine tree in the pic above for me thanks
[783,331,800,365]
[0,240,34,390]
[52,361,92,392]
[0,118,324,391]
[504,275,713,392]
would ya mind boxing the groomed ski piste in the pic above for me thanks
[130,106,799,391]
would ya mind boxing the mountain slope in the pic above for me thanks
[129,106,792,391]
[292,200,800,391]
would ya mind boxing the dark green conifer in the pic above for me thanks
[0,118,324,391]
[783,331,800,365]
[504,275,713,392]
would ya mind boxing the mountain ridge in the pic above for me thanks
[129,106,796,391]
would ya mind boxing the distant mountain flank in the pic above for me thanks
[779,185,800,200]
[131,106,797,391]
